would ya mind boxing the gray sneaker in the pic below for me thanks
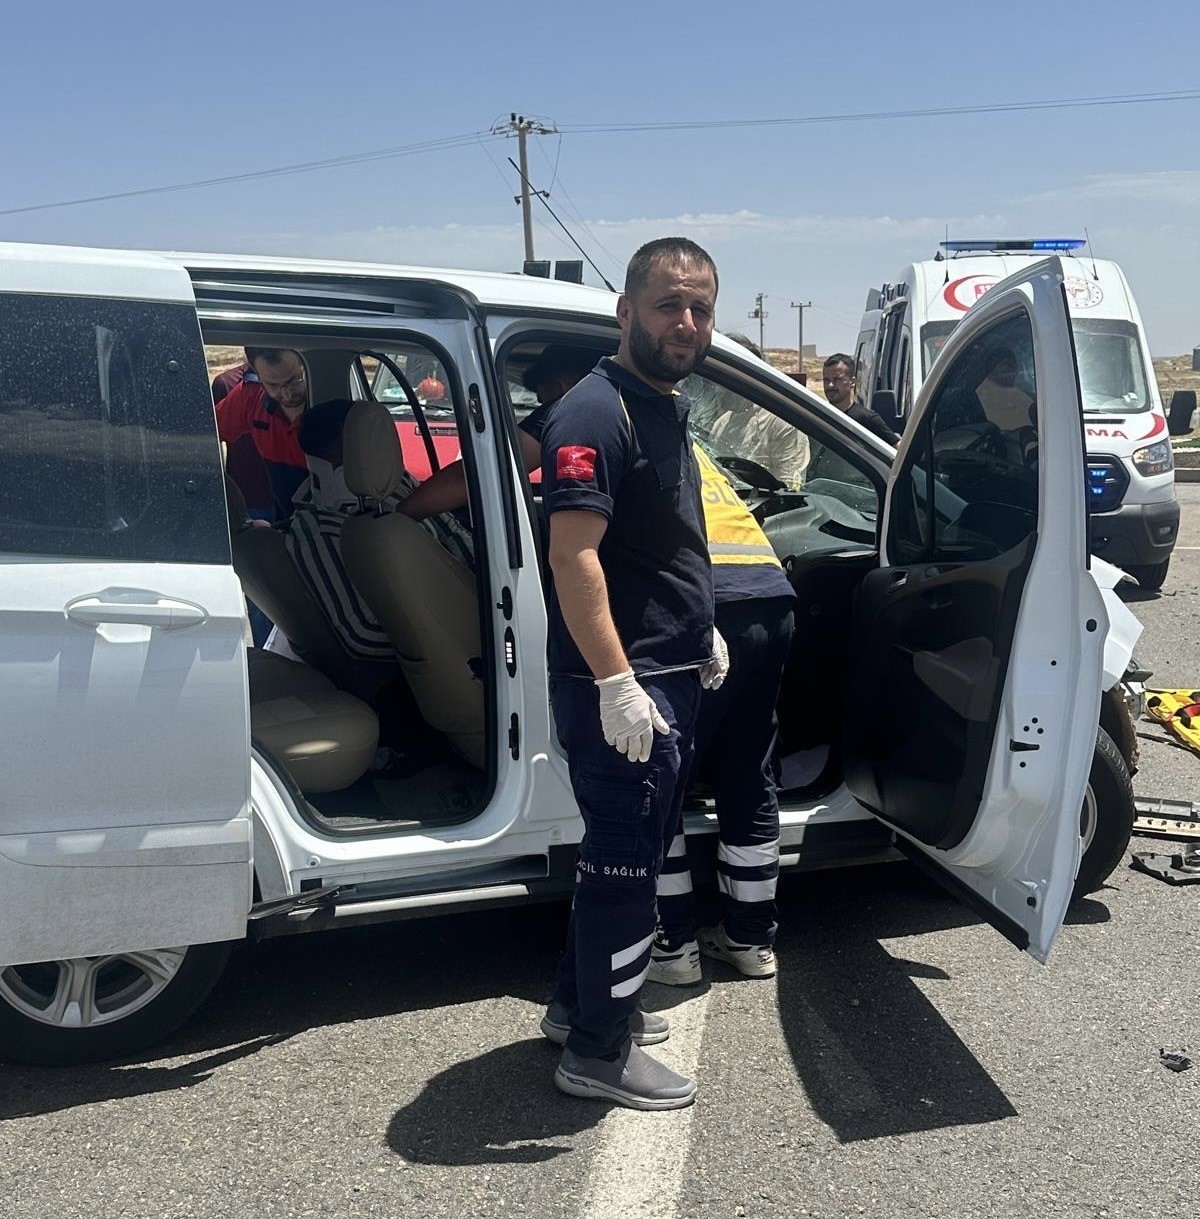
[540,1001,669,1046]
[555,1042,697,1110]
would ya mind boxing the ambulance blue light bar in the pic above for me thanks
[940,239,1086,253]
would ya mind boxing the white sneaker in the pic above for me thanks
[645,937,702,987]
[697,924,776,978]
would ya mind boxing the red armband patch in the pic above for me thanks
[556,445,597,482]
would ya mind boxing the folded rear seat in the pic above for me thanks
[247,650,379,794]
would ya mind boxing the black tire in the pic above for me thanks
[0,941,233,1067]
[1126,559,1170,591]
[1072,727,1134,901]
[1167,389,1196,437]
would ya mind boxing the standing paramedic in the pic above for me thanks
[649,438,795,984]
[538,238,728,1111]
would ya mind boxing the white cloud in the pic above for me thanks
[1021,170,1200,207]
[230,201,1195,354]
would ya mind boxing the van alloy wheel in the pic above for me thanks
[1071,727,1135,901]
[0,941,232,1067]
[1079,784,1098,858]
[0,949,188,1029]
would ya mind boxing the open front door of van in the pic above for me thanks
[0,245,252,971]
[843,258,1106,963]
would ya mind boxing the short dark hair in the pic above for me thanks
[624,238,718,299]
[244,347,297,367]
[725,332,763,360]
[521,344,597,392]
[298,398,354,460]
[823,353,854,373]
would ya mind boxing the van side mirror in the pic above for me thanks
[1167,389,1196,437]
[870,388,900,430]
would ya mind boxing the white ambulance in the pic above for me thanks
[856,240,1180,588]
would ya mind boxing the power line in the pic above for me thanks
[558,88,1200,135]
[0,129,498,217]
[7,86,1196,221]
[507,157,616,291]
[534,163,624,275]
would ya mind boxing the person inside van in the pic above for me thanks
[975,347,1035,433]
[215,347,312,519]
[399,344,597,523]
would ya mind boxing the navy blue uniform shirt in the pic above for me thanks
[539,357,714,677]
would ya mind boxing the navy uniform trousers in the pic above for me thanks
[550,669,703,1060]
[657,595,795,948]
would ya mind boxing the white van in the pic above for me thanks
[0,244,1144,1066]
[856,240,1180,588]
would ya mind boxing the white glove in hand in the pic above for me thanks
[595,669,670,764]
[700,628,730,691]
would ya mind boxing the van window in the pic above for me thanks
[686,376,809,491]
[890,309,1040,565]
[351,343,460,482]
[1072,319,1151,414]
[0,293,229,564]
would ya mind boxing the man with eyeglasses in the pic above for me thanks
[821,353,898,445]
[216,347,312,518]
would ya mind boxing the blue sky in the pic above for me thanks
[2,0,1198,353]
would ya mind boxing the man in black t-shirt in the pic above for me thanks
[822,352,900,444]
[537,239,727,1111]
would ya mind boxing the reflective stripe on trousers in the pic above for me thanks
[656,596,794,948]
[550,670,702,1059]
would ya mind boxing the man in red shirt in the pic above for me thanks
[216,347,311,517]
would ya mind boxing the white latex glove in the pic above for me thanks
[595,669,670,764]
[699,628,730,691]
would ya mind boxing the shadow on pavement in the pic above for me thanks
[773,863,1020,1142]
[0,901,569,1122]
[386,1039,604,1164]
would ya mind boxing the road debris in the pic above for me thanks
[1159,1048,1193,1073]
[1130,846,1200,884]
[1133,797,1200,840]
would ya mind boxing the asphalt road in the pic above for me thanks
[2,490,1198,1219]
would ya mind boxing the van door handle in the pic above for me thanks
[66,593,208,631]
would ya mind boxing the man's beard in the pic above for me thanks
[628,315,710,385]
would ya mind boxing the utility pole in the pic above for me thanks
[748,293,768,353]
[491,112,557,263]
[790,300,813,374]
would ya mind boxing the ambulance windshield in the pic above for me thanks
[1071,319,1151,413]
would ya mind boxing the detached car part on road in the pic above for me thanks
[0,247,1142,1065]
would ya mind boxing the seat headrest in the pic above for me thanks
[223,472,249,526]
[343,400,406,502]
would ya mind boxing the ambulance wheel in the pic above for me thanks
[1127,559,1169,591]
[1072,728,1134,901]
[0,942,232,1067]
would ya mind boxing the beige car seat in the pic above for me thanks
[339,401,486,769]
[224,475,402,702]
[246,649,379,794]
